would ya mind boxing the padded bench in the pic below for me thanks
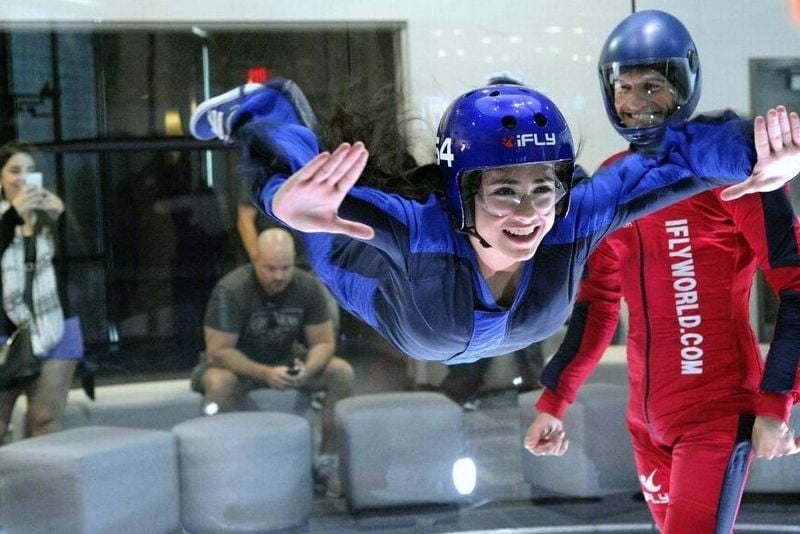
[0,426,179,533]
[173,412,313,533]
[10,379,310,442]
[409,327,569,392]
[335,392,470,511]
[519,383,638,499]
[518,343,800,498]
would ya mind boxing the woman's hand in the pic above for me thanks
[11,186,64,219]
[10,185,43,218]
[33,188,64,217]
[271,142,375,240]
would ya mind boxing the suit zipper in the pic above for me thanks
[635,223,654,431]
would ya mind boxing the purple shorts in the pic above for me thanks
[0,316,85,361]
[46,316,85,360]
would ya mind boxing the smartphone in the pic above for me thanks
[26,172,43,189]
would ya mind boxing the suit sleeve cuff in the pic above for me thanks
[756,391,795,422]
[534,388,571,420]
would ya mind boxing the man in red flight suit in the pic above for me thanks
[524,10,800,534]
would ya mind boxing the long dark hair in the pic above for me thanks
[0,142,38,173]
[0,142,39,202]
[319,83,442,202]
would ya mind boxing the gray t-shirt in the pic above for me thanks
[204,265,330,365]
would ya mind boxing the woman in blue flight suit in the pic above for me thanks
[190,79,799,365]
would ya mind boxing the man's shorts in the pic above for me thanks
[190,351,271,393]
[189,346,307,394]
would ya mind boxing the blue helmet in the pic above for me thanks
[435,84,575,234]
[599,10,701,147]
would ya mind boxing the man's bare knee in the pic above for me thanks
[202,367,239,392]
[202,368,241,411]
[322,357,354,398]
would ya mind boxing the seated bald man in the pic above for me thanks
[190,227,354,497]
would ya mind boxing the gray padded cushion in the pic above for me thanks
[238,388,311,414]
[335,392,467,509]
[172,412,312,533]
[519,383,638,498]
[9,380,311,442]
[78,391,201,429]
[9,380,201,441]
[0,426,179,534]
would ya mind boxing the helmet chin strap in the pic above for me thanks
[474,231,492,249]
[457,227,492,249]
[630,127,668,154]
[454,193,492,248]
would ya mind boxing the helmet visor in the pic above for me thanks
[474,163,567,217]
[600,58,697,131]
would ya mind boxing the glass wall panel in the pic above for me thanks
[0,25,400,378]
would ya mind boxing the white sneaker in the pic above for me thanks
[311,391,326,411]
[189,83,266,142]
[189,78,319,143]
[314,454,342,498]
[462,396,481,411]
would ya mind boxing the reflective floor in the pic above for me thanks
[306,391,800,533]
[90,320,800,534]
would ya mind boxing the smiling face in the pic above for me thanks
[0,151,35,203]
[613,68,678,128]
[471,163,562,270]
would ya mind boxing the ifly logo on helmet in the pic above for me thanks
[503,133,557,148]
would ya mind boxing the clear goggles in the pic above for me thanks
[475,164,567,217]
[600,58,696,127]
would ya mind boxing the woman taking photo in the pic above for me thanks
[0,143,83,443]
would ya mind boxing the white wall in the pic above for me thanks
[1,0,799,171]
[639,1,800,121]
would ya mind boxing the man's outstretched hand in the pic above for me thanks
[752,415,800,460]
[721,106,800,200]
[524,411,569,457]
[272,141,375,240]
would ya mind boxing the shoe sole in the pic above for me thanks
[266,78,320,132]
[189,83,266,140]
